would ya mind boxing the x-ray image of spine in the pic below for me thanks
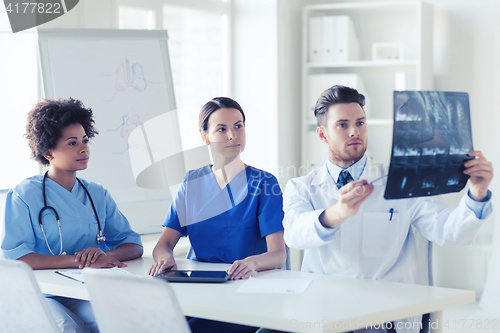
[385,91,473,200]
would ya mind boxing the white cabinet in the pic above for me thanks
[301,1,433,169]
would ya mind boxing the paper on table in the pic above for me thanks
[236,277,312,294]
[55,267,136,283]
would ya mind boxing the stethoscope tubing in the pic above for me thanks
[39,171,106,256]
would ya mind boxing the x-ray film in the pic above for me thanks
[384,91,473,200]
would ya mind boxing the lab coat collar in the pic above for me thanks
[360,156,386,186]
[312,155,386,187]
[311,163,331,187]
[326,155,367,182]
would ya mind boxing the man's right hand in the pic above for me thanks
[319,179,373,229]
[148,256,177,276]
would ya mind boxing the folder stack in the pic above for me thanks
[308,15,360,63]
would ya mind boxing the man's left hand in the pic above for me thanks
[464,150,494,201]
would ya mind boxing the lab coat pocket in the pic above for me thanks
[362,212,400,258]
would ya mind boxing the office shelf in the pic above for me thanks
[301,1,433,169]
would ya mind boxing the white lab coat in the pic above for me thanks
[283,157,490,333]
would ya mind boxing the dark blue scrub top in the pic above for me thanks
[163,165,284,263]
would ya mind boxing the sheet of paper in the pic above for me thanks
[236,277,312,294]
[55,267,135,283]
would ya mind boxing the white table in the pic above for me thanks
[34,256,475,333]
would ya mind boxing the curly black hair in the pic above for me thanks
[25,98,98,166]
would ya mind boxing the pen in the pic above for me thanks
[361,174,388,186]
[389,208,394,221]
[369,174,388,185]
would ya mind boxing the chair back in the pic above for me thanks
[83,268,190,333]
[0,259,59,333]
[284,245,291,270]
[185,245,195,260]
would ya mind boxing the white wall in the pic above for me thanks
[232,0,279,176]
[43,0,280,178]
[428,0,499,299]
[278,0,500,298]
[478,0,500,314]
[40,0,116,29]
[276,0,325,187]
[277,0,308,187]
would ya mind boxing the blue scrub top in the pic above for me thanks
[164,165,284,263]
[1,175,142,260]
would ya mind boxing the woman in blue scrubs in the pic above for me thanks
[0,98,143,333]
[149,97,286,333]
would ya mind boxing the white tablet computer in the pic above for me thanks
[154,269,230,283]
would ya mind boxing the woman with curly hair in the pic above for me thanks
[0,98,143,332]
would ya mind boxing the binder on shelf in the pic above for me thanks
[312,15,359,63]
[307,74,370,121]
[309,16,323,63]
[334,15,359,62]
[322,16,336,63]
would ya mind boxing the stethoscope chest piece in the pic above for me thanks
[97,231,106,245]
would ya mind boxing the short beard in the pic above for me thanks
[329,146,366,168]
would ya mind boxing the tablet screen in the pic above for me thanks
[155,270,230,283]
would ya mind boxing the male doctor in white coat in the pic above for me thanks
[283,85,493,333]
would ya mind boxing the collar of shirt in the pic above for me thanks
[326,155,367,182]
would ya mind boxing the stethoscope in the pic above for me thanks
[38,171,106,256]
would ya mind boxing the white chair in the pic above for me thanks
[82,268,191,333]
[0,259,59,333]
